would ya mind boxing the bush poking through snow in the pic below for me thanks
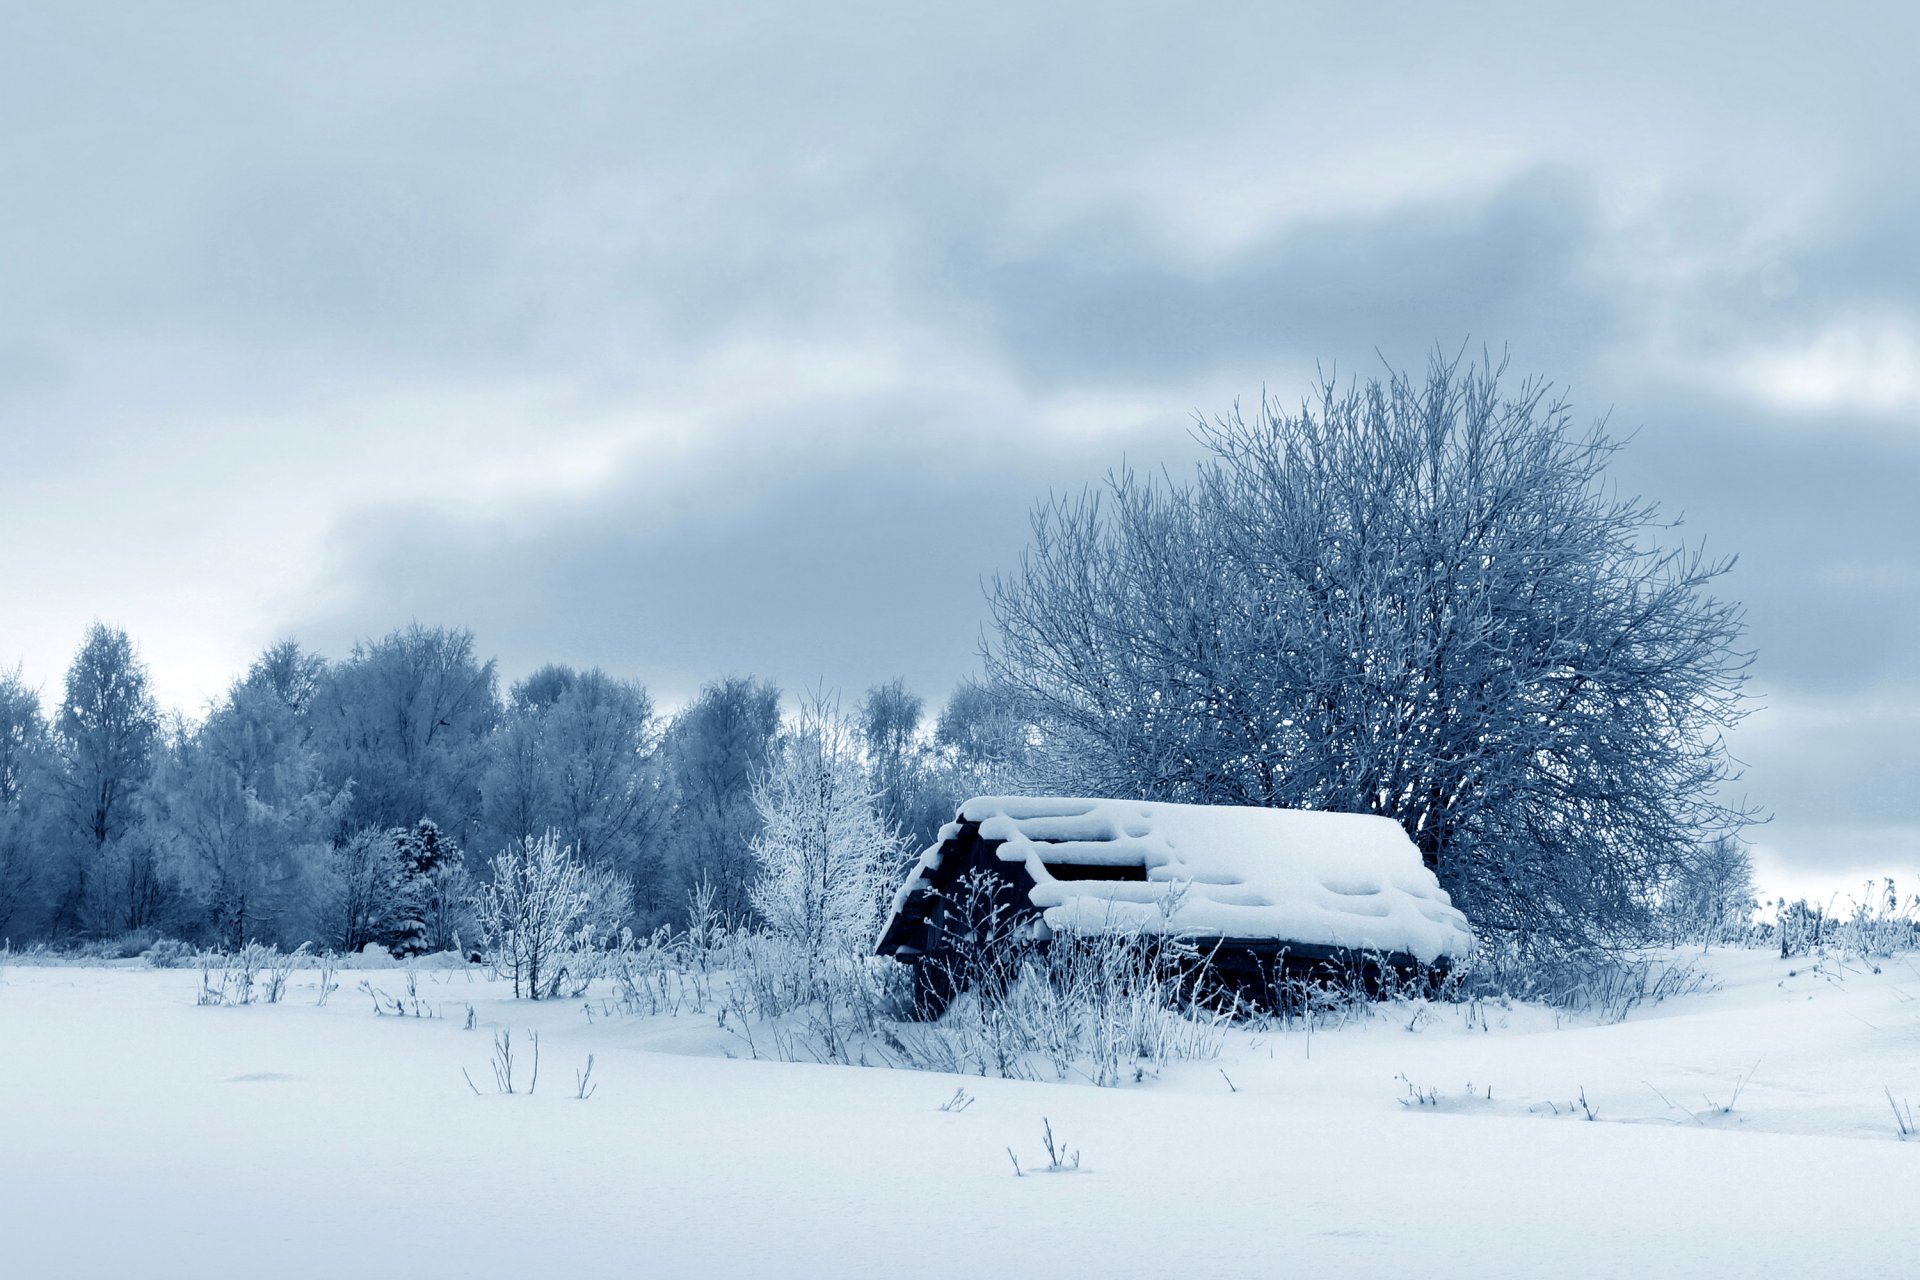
[141,938,195,968]
[475,833,631,999]
[1455,941,1714,1024]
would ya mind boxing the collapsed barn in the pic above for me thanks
[875,796,1474,1011]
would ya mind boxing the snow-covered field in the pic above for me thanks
[4,950,1917,1279]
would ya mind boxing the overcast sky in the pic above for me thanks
[3,3,1914,895]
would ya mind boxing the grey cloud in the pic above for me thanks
[942,169,1613,391]
[292,394,1202,710]
[1606,388,1920,699]
[1730,693,1920,835]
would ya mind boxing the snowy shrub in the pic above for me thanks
[608,922,718,1017]
[713,908,1230,1084]
[595,870,1226,1086]
[1768,883,1920,962]
[75,929,161,961]
[141,937,196,968]
[1828,881,1920,959]
[1773,898,1825,958]
[474,832,628,999]
[358,975,440,1018]
[1453,940,1713,1024]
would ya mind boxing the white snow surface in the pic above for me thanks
[899,796,1471,962]
[4,949,1920,1278]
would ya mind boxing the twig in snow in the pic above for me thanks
[1889,1087,1915,1139]
[574,1053,596,1100]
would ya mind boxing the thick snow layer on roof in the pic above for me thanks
[940,796,1472,964]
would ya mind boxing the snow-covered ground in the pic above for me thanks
[3,949,1917,1278]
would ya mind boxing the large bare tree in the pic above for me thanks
[987,354,1753,949]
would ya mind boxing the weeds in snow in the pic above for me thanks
[1454,942,1714,1024]
[1531,1087,1600,1121]
[1765,882,1920,962]
[465,1028,541,1095]
[314,951,339,1006]
[938,1087,975,1113]
[589,886,1231,1088]
[1888,1089,1915,1139]
[1008,1118,1081,1176]
[358,979,439,1018]
[1647,1062,1759,1126]
[1395,1076,1494,1110]
[1396,1074,1439,1107]
[196,943,307,1006]
[1706,1061,1760,1115]
[574,1054,597,1100]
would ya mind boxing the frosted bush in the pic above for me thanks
[475,833,633,999]
[142,938,195,968]
[748,696,894,990]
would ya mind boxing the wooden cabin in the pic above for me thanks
[875,796,1473,1011]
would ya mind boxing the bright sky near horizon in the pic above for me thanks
[2,3,1915,893]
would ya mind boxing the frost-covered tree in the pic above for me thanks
[662,677,782,923]
[474,832,594,999]
[987,354,1753,949]
[1660,836,1757,946]
[246,639,328,717]
[931,676,1035,807]
[856,679,953,858]
[150,646,348,947]
[481,667,668,919]
[0,665,53,934]
[310,625,499,847]
[52,624,164,934]
[750,697,894,975]
[385,818,470,956]
[315,826,404,954]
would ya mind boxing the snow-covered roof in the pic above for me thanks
[887,796,1473,965]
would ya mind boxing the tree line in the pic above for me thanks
[2,355,1756,957]
[0,623,1029,952]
